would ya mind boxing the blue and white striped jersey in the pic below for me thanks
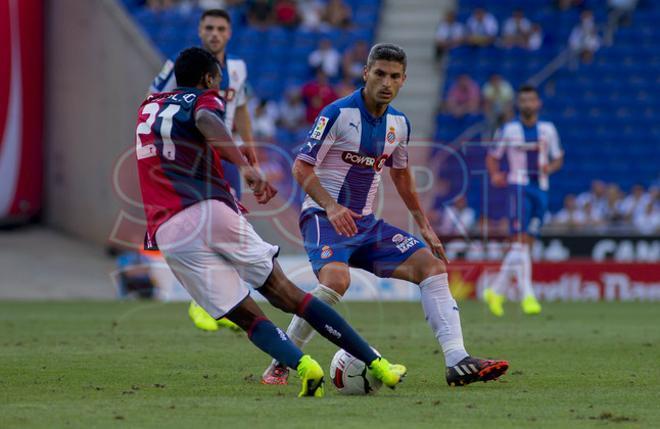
[297,89,411,216]
[489,119,563,191]
[149,54,248,132]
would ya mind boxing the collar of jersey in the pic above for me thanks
[354,88,387,124]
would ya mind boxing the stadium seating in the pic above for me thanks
[437,0,659,214]
[121,0,380,150]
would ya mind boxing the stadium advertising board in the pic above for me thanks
[444,236,660,262]
[0,0,43,223]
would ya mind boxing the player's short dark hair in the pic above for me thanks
[174,47,219,87]
[200,8,231,24]
[518,84,539,96]
[366,43,407,70]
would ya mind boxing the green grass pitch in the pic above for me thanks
[1,301,658,428]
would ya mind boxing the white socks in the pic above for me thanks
[492,243,536,299]
[419,273,469,367]
[270,284,342,368]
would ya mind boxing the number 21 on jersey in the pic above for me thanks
[136,102,180,160]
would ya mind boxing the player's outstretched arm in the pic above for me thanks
[389,167,449,263]
[234,104,258,166]
[196,109,276,203]
[292,159,362,236]
[486,154,507,187]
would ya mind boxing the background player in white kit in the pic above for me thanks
[484,85,564,316]
[149,9,256,331]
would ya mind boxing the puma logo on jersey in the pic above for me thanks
[348,122,360,134]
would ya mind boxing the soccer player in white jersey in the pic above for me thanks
[149,9,256,331]
[262,43,509,387]
[484,84,564,316]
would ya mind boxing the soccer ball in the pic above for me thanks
[329,349,382,395]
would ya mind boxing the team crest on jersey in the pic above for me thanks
[386,127,396,144]
[321,245,333,259]
[392,234,419,253]
[311,116,329,140]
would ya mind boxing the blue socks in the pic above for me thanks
[297,294,378,364]
[248,317,304,369]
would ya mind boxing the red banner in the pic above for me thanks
[447,262,660,302]
[0,0,43,222]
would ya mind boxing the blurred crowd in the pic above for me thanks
[142,0,355,30]
[432,179,660,237]
[550,180,659,234]
[436,0,639,135]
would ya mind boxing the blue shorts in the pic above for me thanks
[300,210,427,277]
[508,184,548,236]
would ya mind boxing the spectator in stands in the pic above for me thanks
[444,74,481,118]
[434,11,465,59]
[527,24,544,50]
[247,0,274,28]
[301,68,338,124]
[436,196,476,236]
[342,40,369,85]
[555,0,586,11]
[466,7,498,47]
[482,73,514,131]
[274,0,301,28]
[569,9,601,63]
[633,191,660,235]
[322,0,353,29]
[146,0,176,11]
[501,9,532,49]
[602,184,625,224]
[278,88,306,131]
[308,38,341,78]
[620,184,649,221]
[581,200,606,228]
[552,194,586,229]
[251,99,277,142]
[577,179,608,215]
[299,0,324,30]
[607,0,637,42]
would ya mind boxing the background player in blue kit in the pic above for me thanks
[149,9,256,332]
[262,43,509,387]
[484,85,564,316]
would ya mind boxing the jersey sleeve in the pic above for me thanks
[296,104,340,166]
[194,90,226,119]
[235,61,248,107]
[149,59,177,94]
[386,116,411,169]
[489,126,507,159]
[547,123,564,159]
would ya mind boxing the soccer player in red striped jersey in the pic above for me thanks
[135,47,407,397]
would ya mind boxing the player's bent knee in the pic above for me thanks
[318,264,351,296]
[416,253,447,284]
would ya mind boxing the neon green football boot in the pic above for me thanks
[484,288,505,317]
[297,355,324,397]
[217,317,241,332]
[522,295,542,315]
[368,357,407,389]
[188,301,218,332]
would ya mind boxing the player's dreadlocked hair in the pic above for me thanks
[174,47,219,88]
[366,43,407,70]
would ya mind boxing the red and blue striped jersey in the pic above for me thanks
[135,87,238,249]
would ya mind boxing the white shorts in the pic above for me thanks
[155,199,279,319]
